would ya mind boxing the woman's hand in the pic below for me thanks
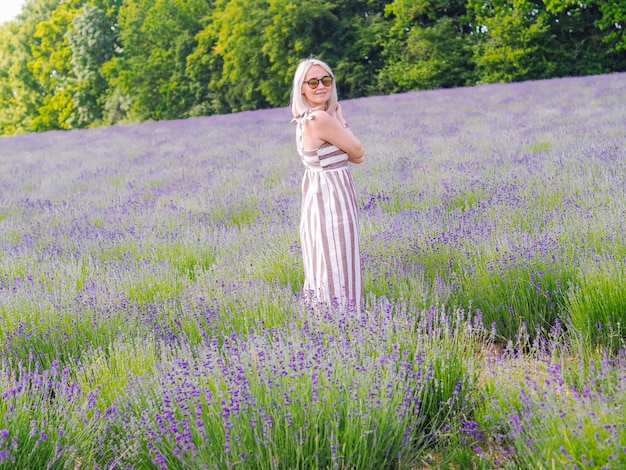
[334,103,346,127]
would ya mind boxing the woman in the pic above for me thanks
[290,57,365,311]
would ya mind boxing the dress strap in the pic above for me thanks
[291,108,316,125]
[291,108,317,152]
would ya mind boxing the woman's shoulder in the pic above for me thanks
[308,109,334,126]
[292,107,327,124]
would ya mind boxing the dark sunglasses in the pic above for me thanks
[304,75,333,89]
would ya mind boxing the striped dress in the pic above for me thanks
[293,109,363,310]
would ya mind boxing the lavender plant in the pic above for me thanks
[69,300,479,469]
[476,338,626,469]
[0,73,625,468]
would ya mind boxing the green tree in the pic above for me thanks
[82,0,126,125]
[206,0,392,110]
[113,0,211,121]
[204,0,272,112]
[0,0,62,134]
[66,4,116,127]
[262,0,337,107]
[469,0,555,83]
[321,0,393,99]
[470,0,626,82]
[380,0,475,91]
[548,2,612,76]
[2,0,624,135]
[29,1,85,131]
[185,11,224,117]
[0,22,25,135]
[594,0,625,51]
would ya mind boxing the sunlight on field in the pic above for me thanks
[0,74,625,468]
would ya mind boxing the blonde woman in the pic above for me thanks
[290,57,365,311]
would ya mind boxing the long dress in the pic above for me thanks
[293,109,363,310]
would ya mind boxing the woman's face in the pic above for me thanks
[301,64,333,109]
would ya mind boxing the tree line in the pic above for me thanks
[1,0,624,136]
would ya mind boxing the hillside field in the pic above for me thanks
[0,73,625,468]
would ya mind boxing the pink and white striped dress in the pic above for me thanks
[293,109,363,310]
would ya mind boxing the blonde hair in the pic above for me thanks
[290,57,338,118]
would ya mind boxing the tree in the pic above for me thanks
[29,1,87,131]
[0,0,63,134]
[204,0,393,111]
[66,4,116,127]
[469,0,555,83]
[185,13,224,116]
[1,0,625,135]
[548,2,613,76]
[113,0,211,121]
[322,0,393,99]
[0,23,24,135]
[380,0,475,91]
[594,0,626,51]
[204,0,272,112]
[261,0,337,107]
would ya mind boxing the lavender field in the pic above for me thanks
[1,73,625,469]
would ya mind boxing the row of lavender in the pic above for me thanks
[1,73,625,467]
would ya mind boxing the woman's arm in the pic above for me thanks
[333,104,364,164]
[306,110,365,164]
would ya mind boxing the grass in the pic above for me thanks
[475,345,626,469]
[567,257,626,353]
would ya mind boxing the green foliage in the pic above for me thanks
[66,4,115,127]
[113,0,212,121]
[381,0,474,91]
[184,11,225,116]
[262,0,337,106]
[1,0,625,134]
[544,0,622,76]
[0,368,70,468]
[591,0,626,52]
[329,0,393,98]
[248,235,303,293]
[28,0,83,131]
[0,0,60,134]
[207,0,272,112]
[470,0,555,83]
[154,240,217,280]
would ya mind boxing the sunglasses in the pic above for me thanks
[304,75,334,89]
